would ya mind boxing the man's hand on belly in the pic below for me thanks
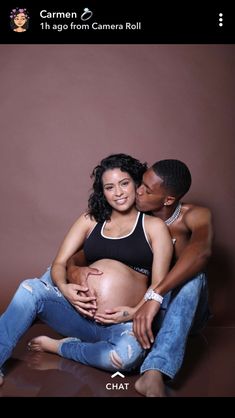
[67,266,103,286]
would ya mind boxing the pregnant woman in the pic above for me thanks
[0,154,172,386]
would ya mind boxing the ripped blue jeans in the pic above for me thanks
[140,272,210,379]
[0,269,145,373]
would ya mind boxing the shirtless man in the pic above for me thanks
[68,159,213,397]
[133,159,213,396]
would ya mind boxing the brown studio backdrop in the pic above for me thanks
[0,44,234,325]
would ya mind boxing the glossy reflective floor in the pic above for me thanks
[1,324,235,397]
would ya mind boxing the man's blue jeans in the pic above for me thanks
[0,268,144,374]
[140,273,210,379]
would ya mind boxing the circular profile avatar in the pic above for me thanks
[10,8,29,32]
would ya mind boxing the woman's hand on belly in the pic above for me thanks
[94,305,136,324]
[67,266,103,318]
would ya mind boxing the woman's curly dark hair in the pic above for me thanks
[88,153,147,222]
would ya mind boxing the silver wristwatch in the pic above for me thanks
[144,289,163,304]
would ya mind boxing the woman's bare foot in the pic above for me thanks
[135,370,167,397]
[27,336,66,354]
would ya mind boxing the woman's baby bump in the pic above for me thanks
[87,259,148,314]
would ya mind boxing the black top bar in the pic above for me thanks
[1,1,234,43]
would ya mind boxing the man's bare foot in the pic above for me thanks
[135,370,167,397]
[0,373,4,387]
[28,336,65,354]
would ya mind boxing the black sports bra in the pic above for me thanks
[83,212,153,276]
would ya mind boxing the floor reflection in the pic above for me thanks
[1,324,235,397]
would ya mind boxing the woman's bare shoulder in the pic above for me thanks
[144,213,165,226]
[72,212,97,230]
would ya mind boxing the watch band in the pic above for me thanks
[144,289,163,304]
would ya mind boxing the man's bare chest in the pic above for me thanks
[168,225,190,258]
